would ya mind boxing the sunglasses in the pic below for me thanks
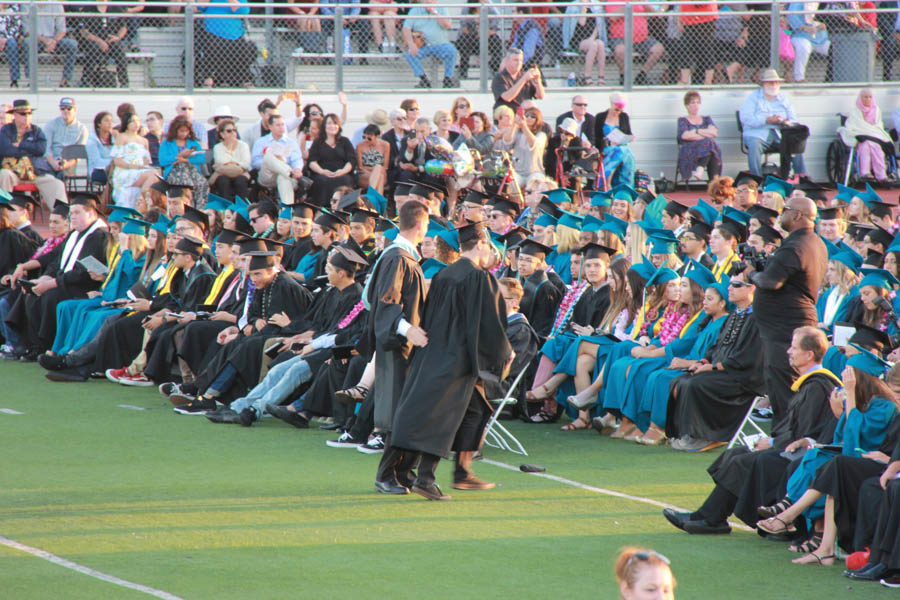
[223,128,236,133]
[573,102,588,107]
[309,110,322,116]
[525,112,537,119]
[729,280,752,288]
[457,103,469,109]
[626,551,671,567]
[250,215,264,223]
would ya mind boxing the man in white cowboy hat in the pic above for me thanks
[0,99,67,209]
[206,104,240,149]
[351,108,391,147]
[738,68,810,182]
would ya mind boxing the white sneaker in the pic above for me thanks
[357,433,385,454]
[326,432,363,448]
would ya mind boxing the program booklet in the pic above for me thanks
[78,255,108,275]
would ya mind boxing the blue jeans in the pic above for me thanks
[405,42,458,78]
[6,37,79,83]
[745,131,807,176]
[229,356,312,419]
[0,295,20,349]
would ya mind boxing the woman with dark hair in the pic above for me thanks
[159,116,208,208]
[453,110,493,155]
[86,111,115,186]
[110,112,155,209]
[211,118,250,200]
[307,113,356,206]
[355,124,390,194]
[677,90,722,182]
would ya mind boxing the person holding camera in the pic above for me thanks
[492,48,545,112]
[748,196,827,426]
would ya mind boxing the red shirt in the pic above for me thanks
[681,3,718,26]
[606,2,649,43]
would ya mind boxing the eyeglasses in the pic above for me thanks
[309,110,322,116]
[59,107,74,112]
[457,103,469,109]
[14,111,30,116]
[626,551,671,567]
[573,102,588,107]
[250,215,263,223]
[223,128,236,133]
[729,280,752,288]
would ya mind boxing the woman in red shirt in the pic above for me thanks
[677,4,719,85]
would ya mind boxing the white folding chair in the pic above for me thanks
[727,396,769,450]
[483,366,529,456]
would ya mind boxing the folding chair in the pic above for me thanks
[483,365,529,456]
[60,144,92,194]
[727,396,769,450]
[735,111,780,177]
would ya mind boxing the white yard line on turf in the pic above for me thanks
[0,536,185,600]
[482,458,755,533]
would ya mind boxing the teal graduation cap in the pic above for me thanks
[830,248,863,272]
[151,214,171,234]
[383,227,400,242]
[589,190,613,208]
[834,183,857,204]
[629,260,657,281]
[421,258,447,279]
[847,344,891,377]
[581,214,605,233]
[367,186,388,215]
[206,193,232,213]
[691,198,719,226]
[762,176,793,198]
[610,183,639,203]
[279,204,292,220]
[856,182,884,209]
[822,236,841,258]
[437,228,460,252]
[107,206,141,223]
[683,259,716,289]
[535,213,558,228]
[649,235,678,255]
[546,188,574,204]
[557,209,584,230]
[645,265,679,287]
[642,194,667,229]
[598,213,627,241]
[721,205,752,226]
[122,217,150,236]
[859,267,900,290]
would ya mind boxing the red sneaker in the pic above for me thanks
[105,367,129,384]
[118,372,153,387]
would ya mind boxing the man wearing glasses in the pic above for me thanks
[747,196,827,425]
[163,97,207,144]
[42,97,88,180]
[554,95,596,146]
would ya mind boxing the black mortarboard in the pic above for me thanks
[578,242,616,260]
[330,244,369,273]
[663,198,691,217]
[734,171,763,187]
[749,205,780,226]
[410,180,446,199]
[337,188,364,212]
[869,201,894,219]
[263,237,291,252]
[848,321,892,354]
[864,250,884,267]
[516,238,552,258]
[394,181,413,196]
[9,192,38,209]
[350,207,379,225]
[720,215,749,244]
[865,226,894,249]
[686,220,713,241]
[315,209,347,232]
[462,189,491,206]
[848,222,874,242]
[70,192,100,209]
[233,211,253,236]
[637,190,657,204]
[795,181,828,203]
[150,175,169,194]
[236,237,267,254]
[538,196,563,219]
[180,204,209,233]
[490,198,520,219]
[246,251,278,270]
[497,226,532,249]
[456,221,488,245]
[216,228,241,246]
[291,202,317,219]
[819,207,843,221]
[51,202,69,218]
[753,224,783,245]
[375,217,398,233]
[175,235,204,257]
[166,184,192,199]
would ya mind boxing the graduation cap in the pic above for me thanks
[236,237,267,254]
[151,214,172,234]
[366,186,388,215]
[337,188,364,212]
[457,221,488,245]
[383,227,400,242]
[490,197,520,219]
[830,248,864,272]
[393,181,413,197]
[682,260,716,289]
[516,238,552,259]
[847,344,891,377]
[51,202,69,218]
[818,206,844,221]
[642,195,667,229]
[545,188,573,204]
[859,267,900,290]
[350,207,380,225]
[609,183,639,203]
[436,228,460,252]
[637,190,657,205]
[206,193,232,213]
[865,226,894,249]
[848,322,892,354]
[645,265,679,287]
[420,257,447,279]
[330,244,369,273]
[848,222,874,242]
[409,180,446,199]
[263,237,291,252]
[232,210,253,236]
[166,184,192,199]
[180,205,209,233]
[762,176,792,198]
[869,200,894,220]
[108,205,142,224]
[748,205,780,226]
[149,175,169,194]
[538,196,564,219]
[557,209,583,230]
[315,209,347,232]
[752,224,783,246]
[462,188,491,206]
[278,204,292,221]
[535,212,558,229]
[167,220,178,235]
[589,190,612,208]
[834,183,857,205]
[690,199,719,226]
[425,219,448,239]
[577,242,616,261]
[629,260,657,282]
[291,202,317,219]
[856,182,885,209]
[175,235,204,257]
[864,250,884,267]
[121,217,150,236]
[246,251,278,270]
[498,226,531,249]
[663,197,691,217]
[822,236,842,258]
[216,228,241,246]
[720,216,749,244]
[710,278,735,311]
[685,220,713,242]
[9,192,38,209]
[70,192,101,211]
[597,214,627,241]
[795,180,828,204]
[734,171,763,187]
[649,235,678,255]
[581,214,605,233]
[375,217,398,233]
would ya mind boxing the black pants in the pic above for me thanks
[758,329,797,426]
[212,174,250,200]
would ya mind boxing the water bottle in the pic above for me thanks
[342,30,352,65]
[567,72,576,87]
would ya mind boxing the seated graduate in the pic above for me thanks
[664,267,765,453]
[489,277,540,404]
[294,209,345,283]
[708,213,747,282]
[678,220,715,271]
[5,192,108,361]
[816,249,862,332]
[281,203,315,275]
[0,201,68,358]
[515,238,565,340]
[663,326,839,536]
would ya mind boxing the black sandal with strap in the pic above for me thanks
[334,384,370,405]
[757,497,794,518]
[789,533,823,553]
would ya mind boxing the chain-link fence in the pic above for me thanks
[1,1,898,92]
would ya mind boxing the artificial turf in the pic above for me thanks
[0,359,893,599]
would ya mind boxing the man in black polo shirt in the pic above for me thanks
[492,49,545,111]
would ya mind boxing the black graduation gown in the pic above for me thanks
[364,244,426,431]
[519,269,563,340]
[0,227,37,280]
[484,313,540,401]
[18,224,44,248]
[665,308,764,442]
[176,276,247,376]
[870,475,900,568]
[283,235,312,272]
[391,257,512,458]
[569,284,610,330]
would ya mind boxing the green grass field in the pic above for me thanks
[0,359,892,599]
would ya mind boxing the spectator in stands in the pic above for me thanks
[738,69,809,180]
[713,3,749,84]
[85,110,115,187]
[308,114,356,206]
[381,107,408,189]
[159,115,208,208]
[356,124,390,194]
[211,118,251,200]
[0,99,67,209]
[402,0,458,89]
[605,1,664,85]
[594,92,636,187]
[456,2,502,79]
[251,113,304,205]
[286,0,324,56]
[350,109,389,147]
[369,0,399,52]
[144,111,163,167]
[449,97,471,134]
[163,98,206,143]
[570,1,606,86]
[555,94,596,147]
[454,110,492,155]
[613,547,676,600]
[11,1,78,88]
[42,97,89,181]
[0,3,25,88]
[787,2,830,83]
[110,112,154,209]
[78,1,129,88]
[433,110,458,144]
[205,105,239,151]
[492,48,545,111]
[241,97,279,154]
[197,0,256,88]
[677,91,722,182]
[493,105,548,188]
[839,88,895,183]
[677,3,718,85]
[510,5,544,68]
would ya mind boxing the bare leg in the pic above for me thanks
[792,495,837,565]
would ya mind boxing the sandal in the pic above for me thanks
[789,534,822,554]
[591,414,616,435]
[526,384,554,402]
[334,384,369,405]
[610,423,637,439]
[528,410,556,424]
[758,497,794,518]
[757,516,797,535]
[791,552,836,566]
[561,415,591,431]
[636,427,667,446]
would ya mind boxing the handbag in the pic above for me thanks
[209,163,247,186]
[2,155,35,181]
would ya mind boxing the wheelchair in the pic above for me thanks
[825,113,898,187]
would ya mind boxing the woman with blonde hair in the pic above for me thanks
[816,253,861,330]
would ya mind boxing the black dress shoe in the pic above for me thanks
[663,508,692,531]
[412,482,451,501]
[19,349,39,363]
[205,408,240,424]
[238,408,256,427]
[374,479,409,495]
[268,405,308,429]
[38,353,67,371]
[45,368,88,383]
[846,562,888,581]
[319,422,343,431]
[683,519,732,535]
